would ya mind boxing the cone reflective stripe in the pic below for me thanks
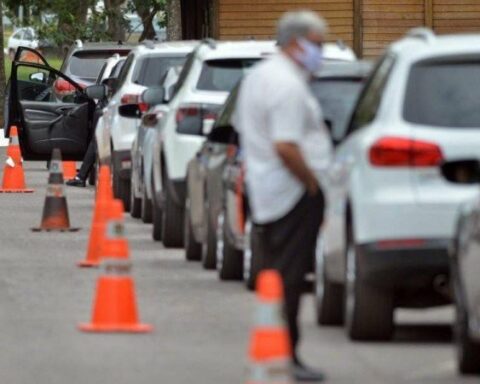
[78,204,152,333]
[246,270,292,384]
[78,198,122,267]
[32,148,79,232]
[0,126,34,193]
[63,161,77,180]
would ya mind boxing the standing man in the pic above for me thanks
[234,10,331,382]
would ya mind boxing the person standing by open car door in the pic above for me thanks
[234,11,331,382]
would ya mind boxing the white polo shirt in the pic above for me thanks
[233,53,332,224]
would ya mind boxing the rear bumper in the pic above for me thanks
[112,150,132,180]
[358,240,451,289]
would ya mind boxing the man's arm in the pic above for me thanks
[275,142,319,196]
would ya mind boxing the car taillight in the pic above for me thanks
[121,93,140,105]
[142,111,163,127]
[176,104,219,135]
[54,78,76,96]
[369,137,443,167]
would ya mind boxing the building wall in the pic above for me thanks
[212,0,480,58]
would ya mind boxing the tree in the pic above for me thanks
[166,0,182,41]
[0,1,6,128]
[104,0,127,42]
[130,0,165,41]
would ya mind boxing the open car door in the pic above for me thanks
[7,47,94,161]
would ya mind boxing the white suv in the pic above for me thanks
[151,40,278,247]
[95,41,197,209]
[316,29,480,340]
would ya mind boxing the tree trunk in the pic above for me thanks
[104,0,126,42]
[133,0,160,41]
[166,0,182,41]
[0,1,6,128]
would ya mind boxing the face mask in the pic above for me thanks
[293,38,324,74]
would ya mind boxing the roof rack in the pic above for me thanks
[406,28,436,44]
[202,38,216,49]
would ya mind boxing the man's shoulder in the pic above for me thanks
[246,55,302,91]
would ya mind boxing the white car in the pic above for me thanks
[316,29,480,341]
[95,40,198,209]
[8,27,39,58]
[149,40,279,248]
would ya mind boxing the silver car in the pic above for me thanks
[442,159,480,375]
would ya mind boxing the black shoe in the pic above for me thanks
[66,176,86,188]
[292,361,326,382]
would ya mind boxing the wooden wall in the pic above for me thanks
[212,0,480,58]
[216,0,354,48]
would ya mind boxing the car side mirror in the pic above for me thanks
[85,84,107,100]
[142,87,166,106]
[118,104,141,119]
[441,160,480,185]
[29,72,46,83]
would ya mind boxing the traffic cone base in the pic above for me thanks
[78,276,153,333]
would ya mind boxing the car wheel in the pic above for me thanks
[315,234,344,325]
[152,193,163,242]
[141,185,153,223]
[217,212,243,281]
[130,175,141,219]
[201,200,217,270]
[113,161,131,211]
[184,195,202,261]
[161,179,184,248]
[456,301,480,374]
[345,224,394,341]
[244,219,263,291]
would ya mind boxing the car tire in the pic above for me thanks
[152,194,163,242]
[217,212,243,281]
[161,179,185,248]
[141,186,153,223]
[201,200,217,270]
[345,224,394,341]
[244,219,263,291]
[457,302,480,374]
[184,195,202,261]
[113,161,131,211]
[315,234,344,326]
[130,173,141,218]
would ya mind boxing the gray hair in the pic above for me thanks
[277,10,328,47]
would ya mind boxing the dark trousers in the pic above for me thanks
[77,140,96,180]
[257,191,324,362]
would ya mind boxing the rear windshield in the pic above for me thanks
[404,60,480,128]
[133,55,186,86]
[197,59,259,92]
[68,50,130,79]
[311,79,365,140]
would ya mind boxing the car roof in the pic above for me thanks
[132,40,199,55]
[69,41,137,52]
[196,40,278,60]
[390,29,480,60]
[314,61,373,79]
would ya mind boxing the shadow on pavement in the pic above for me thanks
[393,323,452,344]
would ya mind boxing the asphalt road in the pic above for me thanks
[0,149,477,384]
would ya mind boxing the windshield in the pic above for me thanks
[134,55,187,86]
[68,50,130,80]
[311,79,365,140]
[404,60,480,128]
[197,59,259,92]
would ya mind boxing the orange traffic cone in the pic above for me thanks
[78,166,115,267]
[246,270,292,384]
[78,203,152,333]
[0,126,34,193]
[63,161,77,180]
[31,148,80,232]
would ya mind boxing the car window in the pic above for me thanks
[170,50,196,100]
[23,29,34,41]
[114,53,135,91]
[110,59,126,79]
[347,54,395,135]
[133,55,187,86]
[196,59,259,92]
[67,50,129,80]
[95,62,109,84]
[12,30,23,40]
[404,59,480,128]
[311,78,365,142]
[15,64,83,104]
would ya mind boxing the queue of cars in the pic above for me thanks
[5,29,480,375]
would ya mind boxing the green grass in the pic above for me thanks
[5,56,62,80]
